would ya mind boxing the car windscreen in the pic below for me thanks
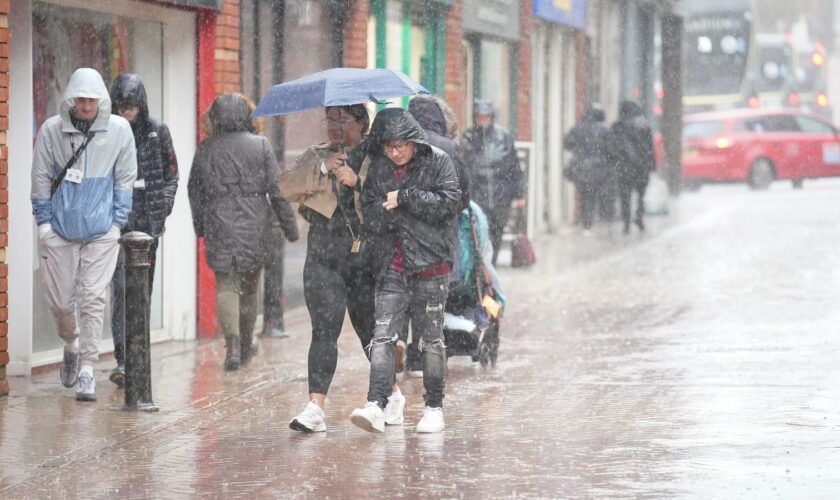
[683,121,725,140]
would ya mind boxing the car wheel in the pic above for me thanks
[792,178,804,189]
[748,158,774,190]
[683,179,702,192]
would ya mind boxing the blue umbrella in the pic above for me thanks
[252,67,430,117]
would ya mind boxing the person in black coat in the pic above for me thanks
[351,108,461,434]
[460,100,524,263]
[611,101,655,233]
[563,104,611,231]
[188,93,298,371]
[107,73,179,387]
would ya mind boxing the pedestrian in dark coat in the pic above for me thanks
[188,93,298,371]
[286,104,377,434]
[351,108,461,434]
[563,104,611,230]
[107,73,179,388]
[611,100,655,233]
[460,100,525,263]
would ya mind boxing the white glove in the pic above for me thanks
[38,224,52,237]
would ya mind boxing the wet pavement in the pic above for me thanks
[2,180,840,498]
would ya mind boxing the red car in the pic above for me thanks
[681,108,840,190]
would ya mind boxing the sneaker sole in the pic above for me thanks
[75,394,97,402]
[350,414,384,433]
[289,419,326,433]
[385,417,404,426]
[416,425,444,433]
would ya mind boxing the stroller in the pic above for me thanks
[443,202,505,368]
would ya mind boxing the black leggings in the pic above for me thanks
[303,254,375,395]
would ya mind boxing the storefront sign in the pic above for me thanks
[532,0,586,29]
[463,0,521,41]
[157,0,222,10]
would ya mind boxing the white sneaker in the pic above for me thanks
[384,389,405,425]
[350,402,385,433]
[416,406,445,433]
[289,401,327,433]
[75,372,96,402]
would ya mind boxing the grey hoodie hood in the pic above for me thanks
[60,68,112,132]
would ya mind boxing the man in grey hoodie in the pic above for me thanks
[31,68,137,401]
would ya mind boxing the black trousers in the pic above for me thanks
[303,254,375,395]
[263,228,285,329]
[110,239,158,367]
[367,269,448,409]
[487,203,512,265]
[579,182,598,230]
[619,175,649,230]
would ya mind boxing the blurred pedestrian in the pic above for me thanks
[285,104,379,433]
[563,104,611,232]
[31,68,137,401]
[611,101,655,233]
[107,73,179,388]
[460,100,525,264]
[261,216,288,339]
[351,108,461,434]
[188,94,298,371]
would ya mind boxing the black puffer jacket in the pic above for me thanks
[408,96,470,211]
[611,101,655,185]
[110,74,178,237]
[460,119,524,211]
[188,94,298,272]
[361,108,461,276]
[563,105,611,185]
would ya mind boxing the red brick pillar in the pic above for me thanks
[343,0,369,68]
[517,0,532,142]
[444,0,466,134]
[215,0,241,95]
[0,0,8,396]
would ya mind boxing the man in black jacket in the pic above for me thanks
[107,74,179,387]
[460,100,525,263]
[350,108,461,434]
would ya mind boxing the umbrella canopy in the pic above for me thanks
[252,67,430,117]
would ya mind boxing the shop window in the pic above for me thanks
[480,40,512,129]
[32,2,165,353]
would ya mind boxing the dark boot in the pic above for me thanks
[224,336,241,371]
[635,217,645,232]
[240,330,257,366]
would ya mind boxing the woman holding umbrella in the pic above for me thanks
[286,104,404,433]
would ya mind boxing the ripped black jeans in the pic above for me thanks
[367,268,448,409]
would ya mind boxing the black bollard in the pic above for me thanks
[121,231,159,412]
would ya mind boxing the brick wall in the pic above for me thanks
[343,0,369,68]
[517,0,532,141]
[0,0,8,396]
[215,0,241,95]
[444,0,466,134]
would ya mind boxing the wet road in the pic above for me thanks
[2,180,840,498]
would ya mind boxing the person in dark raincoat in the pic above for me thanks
[188,93,298,371]
[284,104,380,433]
[351,108,461,434]
[611,101,655,233]
[563,104,611,231]
[107,73,179,388]
[460,99,524,264]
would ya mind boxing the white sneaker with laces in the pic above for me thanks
[384,389,405,425]
[350,401,385,433]
[416,406,445,433]
[289,401,327,433]
[75,371,96,402]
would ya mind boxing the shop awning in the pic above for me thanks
[156,0,222,10]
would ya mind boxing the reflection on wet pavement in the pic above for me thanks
[2,181,839,497]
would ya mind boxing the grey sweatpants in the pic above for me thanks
[39,227,121,364]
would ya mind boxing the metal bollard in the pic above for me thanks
[120,231,159,412]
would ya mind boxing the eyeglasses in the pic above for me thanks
[383,141,412,154]
[322,118,357,130]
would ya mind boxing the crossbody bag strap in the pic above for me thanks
[51,131,95,197]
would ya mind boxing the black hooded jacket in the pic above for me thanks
[110,74,179,237]
[361,108,461,275]
[563,105,611,184]
[610,101,655,184]
[408,96,470,211]
[460,116,524,212]
[188,94,299,272]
